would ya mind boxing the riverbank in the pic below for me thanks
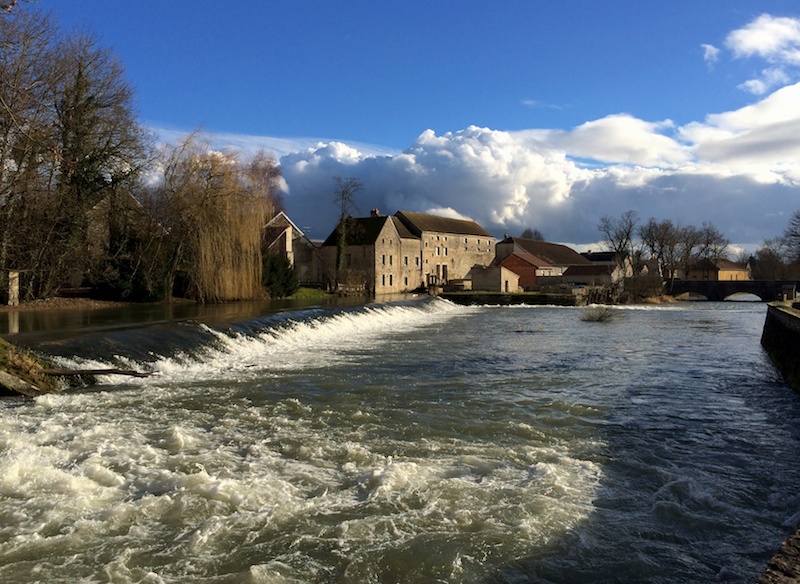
[759,301,800,583]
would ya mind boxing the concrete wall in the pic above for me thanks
[761,303,800,391]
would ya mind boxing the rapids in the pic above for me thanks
[0,298,797,583]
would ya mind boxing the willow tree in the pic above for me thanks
[156,136,271,303]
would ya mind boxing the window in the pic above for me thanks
[389,275,393,286]
[404,277,408,286]
[436,247,441,256]
[416,257,420,266]
[404,256,408,266]
[444,248,448,256]
[382,254,386,265]
[389,255,393,265]
[382,274,385,286]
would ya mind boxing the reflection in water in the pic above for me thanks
[0,295,371,342]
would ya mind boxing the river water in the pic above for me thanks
[0,298,798,583]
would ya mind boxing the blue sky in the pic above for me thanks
[36,1,800,249]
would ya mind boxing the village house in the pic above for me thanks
[262,211,324,287]
[494,252,556,290]
[320,210,495,295]
[467,264,521,293]
[683,258,751,281]
[562,250,633,287]
[495,237,592,284]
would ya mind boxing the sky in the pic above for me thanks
[34,0,800,251]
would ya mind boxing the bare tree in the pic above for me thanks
[520,227,544,240]
[332,176,362,285]
[784,210,800,263]
[19,28,149,298]
[598,210,639,267]
[695,221,729,277]
[750,238,788,280]
[0,10,58,296]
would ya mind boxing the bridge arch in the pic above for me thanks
[722,292,766,302]
[669,280,798,302]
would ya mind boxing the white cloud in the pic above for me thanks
[149,126,398,159]
[275,84,800,248]
[722,14,800,94]
[725,14,800,64]
[530,114,691,167]
[680,82,800,169]
[702,43,720,65]
[521,99,563,110]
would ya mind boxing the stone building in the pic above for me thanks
[263,212,324,287]
[320,210,495,295]
[495,237,592,277]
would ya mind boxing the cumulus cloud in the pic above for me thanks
[531,114,691,167]
[725,14,800,63]
[723,14,800,94]
[274,79,800,250]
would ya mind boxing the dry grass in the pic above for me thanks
[0,338,58,393]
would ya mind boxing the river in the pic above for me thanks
[0,298,798,583]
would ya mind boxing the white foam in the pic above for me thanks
[55,299,476,385]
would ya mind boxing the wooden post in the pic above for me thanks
[8,271,19,306]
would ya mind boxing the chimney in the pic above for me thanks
[370,208,382,217]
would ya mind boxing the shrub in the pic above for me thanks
[580,305,616,322]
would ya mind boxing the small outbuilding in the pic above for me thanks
[468,265,520,293]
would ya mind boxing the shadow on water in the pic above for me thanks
[485,307,800,584]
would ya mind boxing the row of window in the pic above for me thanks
[380,274,410,287]
[382,255,421,266]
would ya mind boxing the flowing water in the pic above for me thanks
[0,298,798,583]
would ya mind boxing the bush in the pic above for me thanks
[580,305,616,322]
[263,254,299,298]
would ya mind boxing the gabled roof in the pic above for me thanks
[395,210,492,237]
[264,211,304,234]
[390,216,419,240]
[497,252,554,269]
[563,264,616,277]
[715,258,749,271]
[581,251,617,264]
[501,237,591,267]
[689,258,749,272]
[321,216,390,247]
[263,211,305,246]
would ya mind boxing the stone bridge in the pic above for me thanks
[667,279,799,302]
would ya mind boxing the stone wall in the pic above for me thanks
[761,303,800,392]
